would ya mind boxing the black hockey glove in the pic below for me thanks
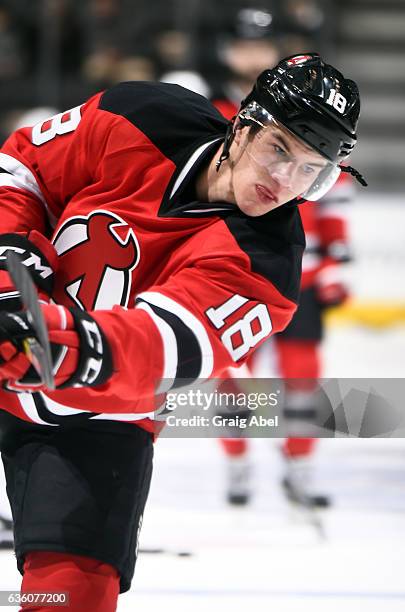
[0,304,113,391]
[0,231,57,311]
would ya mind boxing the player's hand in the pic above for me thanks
[0,230,58,311]
[316,261,349,308]
[0,304,113,392]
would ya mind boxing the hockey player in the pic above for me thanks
[0,54,363,610]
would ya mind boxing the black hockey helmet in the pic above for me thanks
[217,53,366,198]
[241,53,359,163]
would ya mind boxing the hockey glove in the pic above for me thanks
[0,231,57,311]
[316,260,349,308]
[0,304,113,392]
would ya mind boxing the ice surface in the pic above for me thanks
[128,436,405,611]
[2,436,404,611]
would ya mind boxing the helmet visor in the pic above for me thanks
[239,102,341,201]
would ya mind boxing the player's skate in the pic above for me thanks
[226,455,252,506]
[281,456,331,509]
[0,514,13,549]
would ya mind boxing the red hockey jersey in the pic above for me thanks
[0,82,304,432]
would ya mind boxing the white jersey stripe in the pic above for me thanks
[39,392,156,422]
[0,153,46,203]
[18,393,58,426]
[91,410,156,422]
[18,391,156,424]
[170,138,221,199]
[41,392,155,422]
[183,207,230,214]
[137,290,214,380]
[0,153,57,226]
[136,301,178,393]
[0,291,19,300]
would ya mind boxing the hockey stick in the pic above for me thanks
[6,251,55,390]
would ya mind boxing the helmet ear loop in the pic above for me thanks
[216,114,263,172]
[216,116,237,172]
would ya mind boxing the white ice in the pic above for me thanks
[1,433,404,611]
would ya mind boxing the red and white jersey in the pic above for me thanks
[0,82,304,432]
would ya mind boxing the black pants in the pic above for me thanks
[0,411,153,593]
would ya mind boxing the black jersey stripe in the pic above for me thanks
[136,298,203,386]
[32,392,95,426]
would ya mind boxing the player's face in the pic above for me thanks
[230,123,328,216]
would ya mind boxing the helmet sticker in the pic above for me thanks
[326,89,348,114]
[286,55,313,66]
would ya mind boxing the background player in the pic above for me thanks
[211,7,356,508]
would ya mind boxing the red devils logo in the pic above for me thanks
[52,210,140,310]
